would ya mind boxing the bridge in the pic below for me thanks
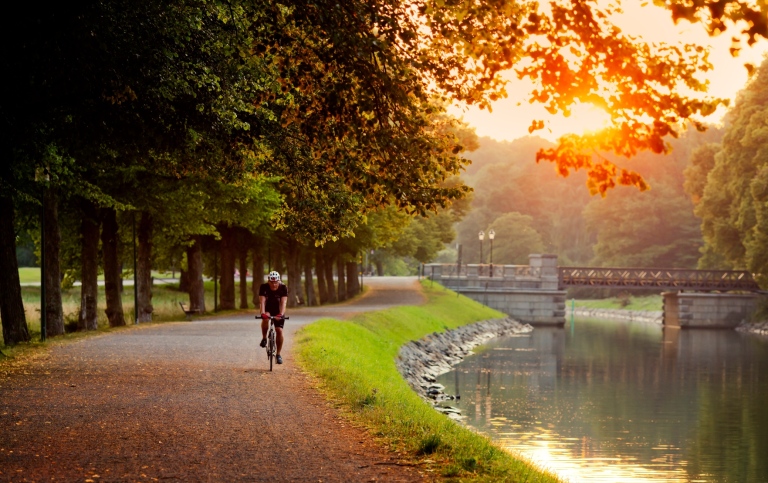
[425,254,763,328]
[561,267,760,292]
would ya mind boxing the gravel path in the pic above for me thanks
[0,277,427,482]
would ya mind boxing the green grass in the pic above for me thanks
[1,281,250,351]
[16,268,180,285]
[571,294,662,311]
[18,267,41,284]
[295,281,563,482]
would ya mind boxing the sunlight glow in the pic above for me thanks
[450,1,768,142]
[496,423,693,483]
[536,102,612,139]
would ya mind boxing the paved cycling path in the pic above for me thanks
[0,277,426,482]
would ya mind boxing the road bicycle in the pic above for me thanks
[258,315,288,371]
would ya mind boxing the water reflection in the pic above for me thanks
[436,318,768,483]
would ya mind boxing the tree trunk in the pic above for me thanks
[78,199,99,331]
[315,249,327,305]
[187,236,205,313]
[323,251,336,304]
[218,225,236,310]
[238,231,249,309]
[336,256,346,302]
[303,252,317,306]
[118,262,124,293]
[286,241,301,309]
[270,247,285,277]
[251,246,264,306]
[43,187,64,337]
[137,212,153,322]
[346,260,360,298]
[0,195,30,345]
[101,208,125,327]
[178,268,190,293]
[376,260,384,276]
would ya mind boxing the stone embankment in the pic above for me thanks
[567,307,662,324]
[737,320,768,336]
[396,318,532,419]
[568,306,768,336]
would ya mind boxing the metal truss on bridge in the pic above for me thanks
[558,267,761,292]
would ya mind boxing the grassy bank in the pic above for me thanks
[296,282,562,482]
[1,281,235,353]
[571,294,662,311]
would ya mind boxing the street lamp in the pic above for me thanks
[488,229,495,277]
[478,230,484,269]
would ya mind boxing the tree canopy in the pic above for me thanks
[692,57,768,284]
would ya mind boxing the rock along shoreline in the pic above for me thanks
[567,306,768,336]
[396,317,532,419]
[567,307,662,324]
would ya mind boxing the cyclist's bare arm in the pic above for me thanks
[259,296,268,315]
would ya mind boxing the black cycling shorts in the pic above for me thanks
[273,318,285,329]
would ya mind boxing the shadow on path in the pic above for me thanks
[0,277,426,482]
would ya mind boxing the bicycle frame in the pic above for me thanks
[258,315,288,371]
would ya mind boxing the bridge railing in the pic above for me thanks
[558,267,761,292]
[425,263,541,279]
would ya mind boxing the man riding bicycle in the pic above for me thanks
[259,271,288,364]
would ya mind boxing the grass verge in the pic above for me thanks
[1,281,237,358]
[295,281,563,482]
[571,294,662,311]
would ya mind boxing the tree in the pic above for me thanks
[487,213,546,265]
[695,57,768,284]
[458,136,594,264]
[684,143,722,206]
[0,195,30,345]
[3,0,765,340]
[584,182,702,268]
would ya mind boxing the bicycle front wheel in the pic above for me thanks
[267,337,276,371]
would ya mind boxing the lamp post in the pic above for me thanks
[488,229,495,277]
[478,230,484,273]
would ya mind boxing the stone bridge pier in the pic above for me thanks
[662,292,759,329]
[426,254,567,326]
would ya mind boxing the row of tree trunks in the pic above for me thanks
[187,236,206,313]
[188,233,365,315]
[316,250,328,304]
[43,187,64,337]
[219,225,236,310]
[101,208,125,327]
[303,251,317,306]
[251,247,264,307]
[286,240,300,309]
[346,261,360,298]
[0,195,30,345]
[136,212,153,323]
[78,200,99,331]
[336,257,346,302]
[238,231,249,309]
[323,252,336,304]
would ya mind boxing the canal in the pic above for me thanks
[436,318,768,483]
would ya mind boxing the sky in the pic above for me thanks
[449,3,768,142]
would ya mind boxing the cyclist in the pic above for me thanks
[259,271,289,364]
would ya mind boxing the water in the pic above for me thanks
[436,318,768,483]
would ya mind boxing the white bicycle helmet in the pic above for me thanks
[268,271,281,282]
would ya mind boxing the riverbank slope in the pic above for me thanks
[296,281,562,482]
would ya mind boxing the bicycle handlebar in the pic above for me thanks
[256,315,290,320]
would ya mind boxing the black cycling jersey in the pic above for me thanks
[259,282,288,315]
